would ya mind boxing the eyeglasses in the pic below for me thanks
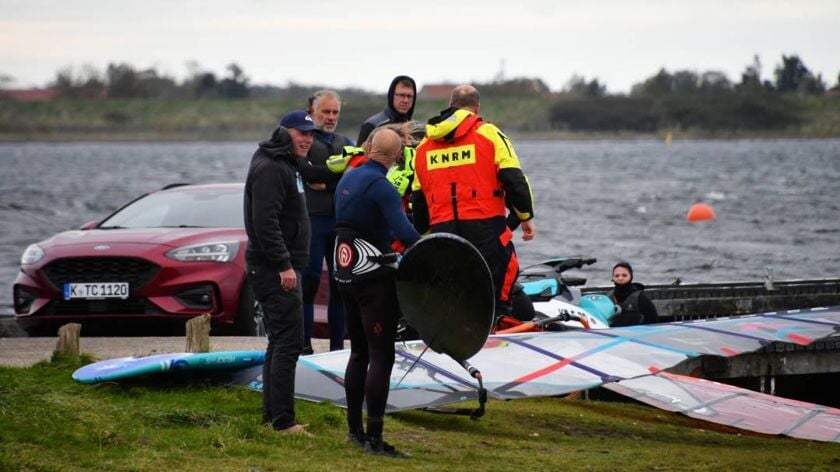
[394,93,414,100]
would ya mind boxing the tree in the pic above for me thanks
[630,68,673,97]
[51,64,105,98]
[774,55,825,94]
[106,63,140,98]
[562,75,607,97]
[218,62,249,99]
[698,71,732,95]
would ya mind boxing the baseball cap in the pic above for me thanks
[280,110,318,131]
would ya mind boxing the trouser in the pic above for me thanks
[247,264,303,430]
[302,214,345,351]
[430,216,519,316]
[339,276,399,439]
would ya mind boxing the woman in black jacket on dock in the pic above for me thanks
[608,262,660,327]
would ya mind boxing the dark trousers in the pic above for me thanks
[431,216,518,316]
[302,214,346,351]
[247,264,303,430]
[339,276,398,439]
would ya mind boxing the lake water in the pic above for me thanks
[1,138,839,313]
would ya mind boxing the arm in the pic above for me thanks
[250,163,291,270]
[639,293,660,324]
[410,189,430,234]
[373,179,421,246]
[297,158,342,187]
[477,124,536,227]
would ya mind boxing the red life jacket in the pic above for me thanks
[414,114,506,224]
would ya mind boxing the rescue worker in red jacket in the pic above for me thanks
[411,84,536,316]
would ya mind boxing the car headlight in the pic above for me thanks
[166,241,240,262]
[21,244,45,265]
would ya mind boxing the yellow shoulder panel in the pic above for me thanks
[476,123,522,170]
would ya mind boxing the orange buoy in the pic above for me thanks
[687,203,715,222]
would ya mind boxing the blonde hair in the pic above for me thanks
[375,121,424,147]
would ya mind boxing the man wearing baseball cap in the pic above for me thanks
[243,109,317,435]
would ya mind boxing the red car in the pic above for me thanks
[13,183,264,336]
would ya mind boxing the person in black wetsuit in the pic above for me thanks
[608,262,660,326]
[334,128,421,458]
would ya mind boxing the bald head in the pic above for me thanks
[368,128,403,167]
[449,84,480,112]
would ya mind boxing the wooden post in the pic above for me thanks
[185,314,211,353]
[55,323,81,358]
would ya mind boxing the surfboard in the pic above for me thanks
[72,350,265,384]
[395,232,495,363]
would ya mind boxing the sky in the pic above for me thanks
[1,0,839,94]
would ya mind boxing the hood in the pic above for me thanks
[386,75,417,121]
[40,227,246,250]
[425,108,481,141]
[258,126,295,161]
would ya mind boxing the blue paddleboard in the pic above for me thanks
[72,350,265,384]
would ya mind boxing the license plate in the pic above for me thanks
[63,282,129,300]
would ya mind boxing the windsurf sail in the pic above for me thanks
[278,306,840,441]
[604,372,840,442]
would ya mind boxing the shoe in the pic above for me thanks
[348,431,366,449]
[302,345,314,356]
[275,423,313,437]
[365,437,410,458]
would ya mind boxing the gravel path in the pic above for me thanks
[0,337,331,367]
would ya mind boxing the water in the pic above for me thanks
[1,139,839,313]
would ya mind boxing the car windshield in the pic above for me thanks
[99,186,243,228]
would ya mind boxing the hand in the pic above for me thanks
[279,268,297,291]
[521,219,535,241]
[306,182,327,191]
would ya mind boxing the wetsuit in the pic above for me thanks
[334,159,421,441]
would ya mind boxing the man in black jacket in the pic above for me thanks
[243,110,314,435]
[356,75,417,145]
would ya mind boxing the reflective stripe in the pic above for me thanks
[499,227,512,246]
[500,250,518,302]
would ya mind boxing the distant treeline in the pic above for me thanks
[548,55,835,132]
[1,55,839,136]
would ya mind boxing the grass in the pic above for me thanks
[1,355,839,471]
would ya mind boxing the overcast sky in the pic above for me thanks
[1,0,838,93]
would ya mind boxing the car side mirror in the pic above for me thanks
[80,220,99,230]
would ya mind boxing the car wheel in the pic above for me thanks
[234,280,266,337]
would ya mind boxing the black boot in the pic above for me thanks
[364,436,410,458]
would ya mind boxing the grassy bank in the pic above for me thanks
[3,95,839,142]
[1,356,838,471]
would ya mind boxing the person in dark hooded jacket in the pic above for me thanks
[243,110,314,435]
[356,75,417,145]
[608,262,659,327]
